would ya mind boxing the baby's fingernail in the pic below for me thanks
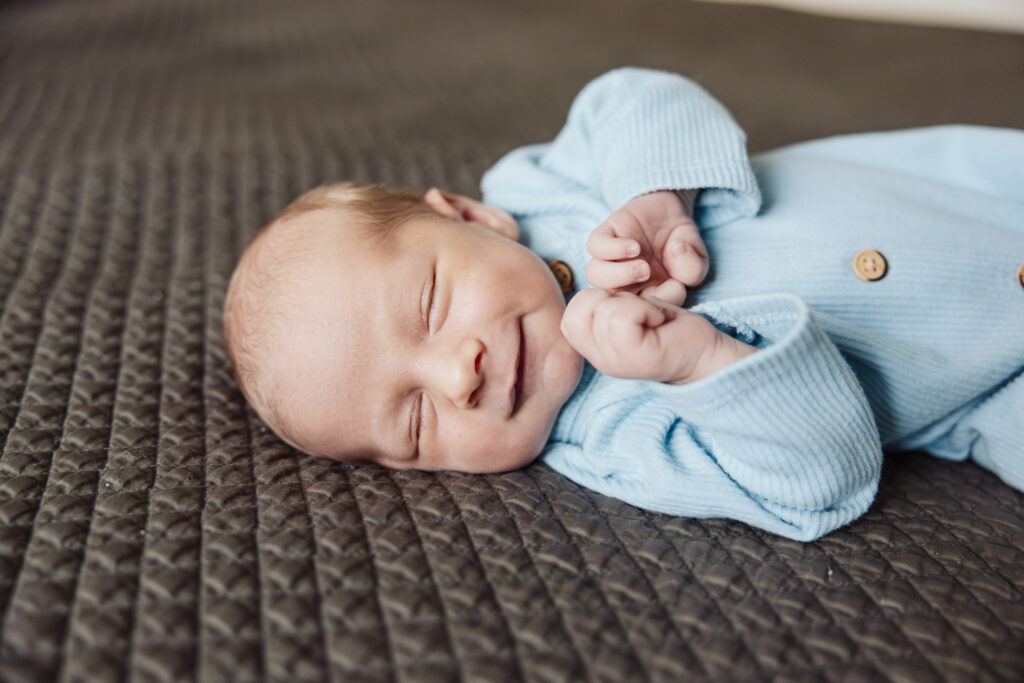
[672,240,687,256]
[626,243,639,257]
[633,263,648,281]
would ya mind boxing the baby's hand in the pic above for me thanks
[561,288,755,384]
[586,190,707,306]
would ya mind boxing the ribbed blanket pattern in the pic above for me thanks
[0,1,1022,680]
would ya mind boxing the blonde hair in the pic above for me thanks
[223,182,438,447]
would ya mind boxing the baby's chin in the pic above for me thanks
[461,450,539,474]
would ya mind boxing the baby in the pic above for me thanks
[225,68,1024,541]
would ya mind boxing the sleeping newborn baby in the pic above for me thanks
[225,68,1024,541]
[224,182,588,472]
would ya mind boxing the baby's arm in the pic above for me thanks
[561,288,756,384]
[547,293,884,542]
[481,67,761,235]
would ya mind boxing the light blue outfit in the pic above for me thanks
[481,67,1024,541]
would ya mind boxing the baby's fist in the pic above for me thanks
[561,288,753,384]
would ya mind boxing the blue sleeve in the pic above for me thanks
[481,67,762,228]
[543,294,883,542]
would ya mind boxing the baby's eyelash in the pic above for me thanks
[414,394,424,443]
[426,269,437,332]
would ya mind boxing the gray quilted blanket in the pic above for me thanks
[1,1,1022,681]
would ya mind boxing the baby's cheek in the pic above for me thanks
[493,432,544,471]
[459,419,546,473]
[507,421,548,465]
[513,397,568,465]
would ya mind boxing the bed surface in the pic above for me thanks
[1,1,1023,680]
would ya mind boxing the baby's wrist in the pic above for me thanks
[674,188,699,216]
[670,330,756,384]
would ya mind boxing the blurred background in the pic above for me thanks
[699,0,1024,33]
[3,0,1023,205]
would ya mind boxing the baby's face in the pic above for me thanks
[267,195,583,472]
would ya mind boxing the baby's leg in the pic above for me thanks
[934,369,1024,492]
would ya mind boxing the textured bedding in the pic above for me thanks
[1,1,1022,681]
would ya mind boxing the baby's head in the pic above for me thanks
[224,183,582,472]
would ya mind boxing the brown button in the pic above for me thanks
[549,260,575,294]
[1017,262,1024,290]
[853,249,887,281]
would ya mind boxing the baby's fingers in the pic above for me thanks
[663,226,709,287]
[587,226,641,261]
[639,279,687,307]
[585,257,650,291]
[562,289,680,380]
[600,294,674,346]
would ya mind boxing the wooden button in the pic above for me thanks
[548,260,574,294]
[853,249,887,281]
[1017,262,1024,290]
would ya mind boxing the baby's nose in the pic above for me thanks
[434,338,484,408]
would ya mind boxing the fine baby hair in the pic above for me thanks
[224,182,439,447]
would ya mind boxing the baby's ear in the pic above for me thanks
[424,188,519,241]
